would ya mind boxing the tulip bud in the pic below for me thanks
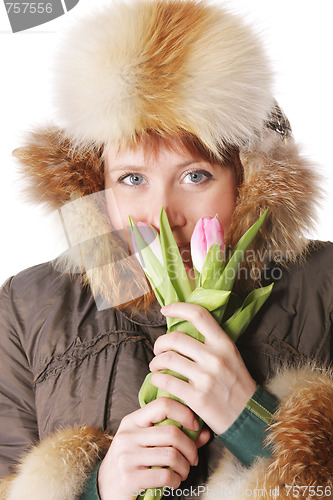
[190,216,224,273]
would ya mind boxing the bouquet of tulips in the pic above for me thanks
[129,208,273,500]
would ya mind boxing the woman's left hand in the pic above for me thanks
[149,302,257,436]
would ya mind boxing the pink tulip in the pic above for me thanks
[190,216,224,272]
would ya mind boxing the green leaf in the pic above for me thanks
[222,283,274,342]
[174,318,205,342]
[159,207,192,302]
[155,370,202,441]
[216,210,268,292]
[139,366,203,500]
[163,276,179,307]
[187,287,230,311]
[187,287,231,326]
[138,372,158,407]
[234,209,269,255]
[128,217,166,298]
[200,243,223,289]
[144,272,165,307]
[210,291,242,325]
[165,288,230,340]
[193,268,200,288]
[141,488,164,500]
[215,248,244,292]
[241,282,273,310]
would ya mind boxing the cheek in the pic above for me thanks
[105,187,126,230]
[218,192,236,236]
[105,186,148,232]
[196,188,236,238]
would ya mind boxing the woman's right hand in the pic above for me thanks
[97,397,209,500]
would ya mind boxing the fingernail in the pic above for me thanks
[193,419,200,431]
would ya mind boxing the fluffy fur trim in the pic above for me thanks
[12,128,104,209]
[0,477,14,499]
[53,0,274,155]
[1,426,112,500]
[229,131,322,290]
[201,363,333,499]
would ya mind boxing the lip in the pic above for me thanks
[177,243,191,263]
[177,243,193,266]
[177,244,191,255]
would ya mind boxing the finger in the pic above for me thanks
[137,425,198,466]
[136,447,191,480]
[161,302,234,348]
[152,333,239,390]
[195,426,211,449]
[151,372,195,410]
[133,397,200,432]
[153,330,205,363]
[150,349,198,381]
[132,467,182,492]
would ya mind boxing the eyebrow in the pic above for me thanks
[108,159,205,172]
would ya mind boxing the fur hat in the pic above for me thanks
[53,0,274,155]
[14,0,321,309]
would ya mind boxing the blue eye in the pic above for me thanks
[183,170,212,184]
[120,173,147,186]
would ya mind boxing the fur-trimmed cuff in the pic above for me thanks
[0,426,112,500]
[201,363,333,499]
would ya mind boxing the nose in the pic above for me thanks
[148,190,186,232]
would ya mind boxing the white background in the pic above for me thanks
[0,0,332,285]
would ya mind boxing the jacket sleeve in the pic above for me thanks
[80,463,102,500]
[215,385,279,467]
[0,278,39,477]
[201,363,333,499]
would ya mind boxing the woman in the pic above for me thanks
[0,1,332,499]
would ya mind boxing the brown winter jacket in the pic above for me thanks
[1,119,333,499]
[0,241,332,499]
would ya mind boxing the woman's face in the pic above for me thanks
[105,143,237,267]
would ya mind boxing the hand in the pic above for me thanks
[97,397,210,500]
[149,302,257,436]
